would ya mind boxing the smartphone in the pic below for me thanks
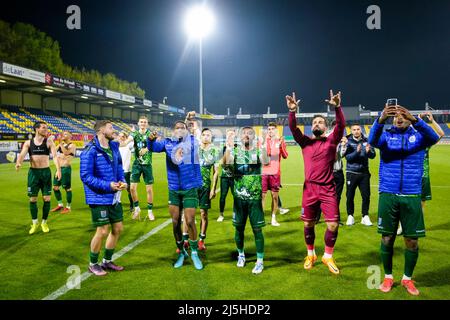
[387,98,398,106]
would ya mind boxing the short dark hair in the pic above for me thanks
[350,123,361,128]
[312,115,328,127]
[33,121,46,132]
[173,120,187,128]
[94,120,112,132]
[267,122,277,128]
[202,127,212,134]
[240,126,254,135]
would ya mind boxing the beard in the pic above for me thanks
[105,133,115,141]
[312,128,324,137]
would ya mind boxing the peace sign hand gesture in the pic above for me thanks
[285,92,301,112]
[325,90,341,108]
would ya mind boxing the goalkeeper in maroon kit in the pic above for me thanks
[287,90,345,274]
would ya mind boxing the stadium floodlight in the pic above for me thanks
[129,105,134,109]
[184,5,215,40]
[108,101,114,104]
[0,79,6,83]
[81,95,89,99]
[44,88,54,93]
[184,5,215,115]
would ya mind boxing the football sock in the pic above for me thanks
[103,248,114,263]
[304,226,316,256]
[380,242,394,275]
[234,226,245,253]
[54,189,63,205]
[253,228,264,258]
[90,251,99,265]
[30,202,38,220]
[404,247,419,278]
[189,239,199,253]
[42,201,50,220]
[66,190,72,207]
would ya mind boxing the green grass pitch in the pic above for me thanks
[0,145,449,300]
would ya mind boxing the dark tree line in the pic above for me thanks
[0,20,146,98]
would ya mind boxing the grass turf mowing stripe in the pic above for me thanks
[283,183,450,188]
[42,218,172,300]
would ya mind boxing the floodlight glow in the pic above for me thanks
[184,5,215,39]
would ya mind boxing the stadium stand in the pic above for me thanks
[0,105,137,135]
[2,104,449,143]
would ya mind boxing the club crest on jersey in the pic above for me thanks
[409,136,416,143]
[100,210,107,218]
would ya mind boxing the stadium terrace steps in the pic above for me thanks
[0,105,137,135]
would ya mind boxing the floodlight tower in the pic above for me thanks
[184,5,215,115]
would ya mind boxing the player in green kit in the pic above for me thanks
[122,115,155,221]
[196,128,220,250]
[224,126,269,274]
[218,128,236,222]
[15,121,61,234]
[397,112,444,234]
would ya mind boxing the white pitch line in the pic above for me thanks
[283,183,450,188]
[42,218,172,300]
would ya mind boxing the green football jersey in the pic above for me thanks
[232,147,262,200]
[423,147,430,178]
[131,129,152,165]
[199,145,219,188]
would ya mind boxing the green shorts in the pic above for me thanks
[28,168,52,197]
[53,166,72,189]
[90,203,124,227]
[232,198,266,229]
[130,161,154,185]
[377,192,425,238]
[421,176,432,201]
[168,188,199,209]
[198,186,211,210]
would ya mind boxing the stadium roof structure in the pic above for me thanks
[2,61,448,122]
[0,61,185,117]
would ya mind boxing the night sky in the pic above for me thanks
[1,0,449,114]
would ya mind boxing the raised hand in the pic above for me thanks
[285,92,301,112]
[186,111,196,121]
[420,111,433,122]
[149,130,158,141]
[365,143,371,153]
[357,144,362,153]
[395,105,417,123]
[325,90,341,108]
[379,105,398,124]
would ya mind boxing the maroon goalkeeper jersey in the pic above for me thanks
[288,108,345,185]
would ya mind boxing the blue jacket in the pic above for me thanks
[149,135,202,191]
[80,137,125,205]
[344,134,376,173]
[368,117,439,195]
